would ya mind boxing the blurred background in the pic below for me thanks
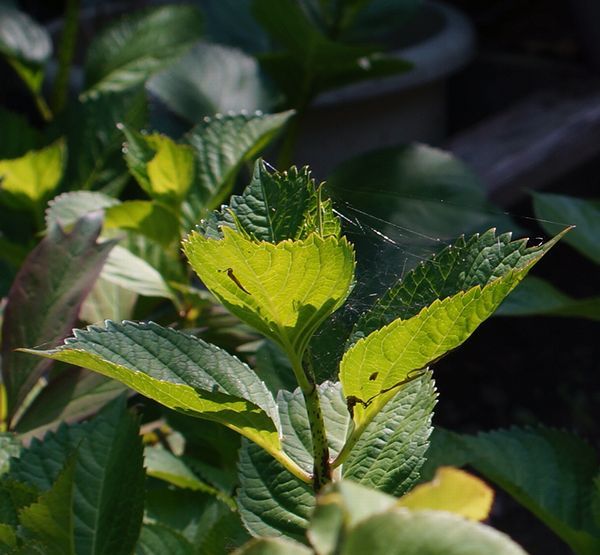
[1,2,598,553]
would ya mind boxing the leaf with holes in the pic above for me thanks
[183,227,354,358]
[341,373,435,496]
[340,230,566,434]
[351,228,567,344]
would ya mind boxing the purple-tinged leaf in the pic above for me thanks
[1,212,115,423]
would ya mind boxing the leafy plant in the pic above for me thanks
[20,160,566,552]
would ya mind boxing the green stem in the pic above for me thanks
[51,0,80,113]
[33,93,53,122]
[288,349,332,491]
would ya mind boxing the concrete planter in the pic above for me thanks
[294,0,476,177]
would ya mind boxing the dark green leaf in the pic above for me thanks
[184,111,293,217]
[135,523,195,555]
[425,427,600,555]
[19,455,77,555]
[11,397,145,555]
[343,373,436,496]
[1,212,114,420]
[533,192,600,264]
[148,42,281,123]
[237,439,314,542]
[200,160,340,242]
[497,275,600,321]
[233,537,312,555]
[0,108,42,159]
[63,88,147,191]
[84,5,203,94]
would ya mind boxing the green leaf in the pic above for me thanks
[341,509,528,555]
[233,537,312,555]
[237,438,314,542]
[252,0,410,102]
[98,245,175,300]
[1,213,114,419]
[236,381,349,541]
[135,523,195,555]
[453,428,600,555]
[342,373,435,496]
[352,228,566,342]
[0,6,51,94]
[14,368,127,441]
[183,227,355,357]
[340,231,564,432]
[147,42,281,123]
[533,192,600,264]
[0,523,17,550]
[46,191,120,230]
[497,275,600,321]
[0,107,43,159]
[19,455,77,555]
[201,160,340,242]
[0,140,65,211]
[84,5,203,94]
[396,467,494,522]
[23,321,292,472]
[11,396,145,555]
[46,192,180,247]
[144,445,228,500]
[277,381,350,474]
[184,111,293,215]
[121,126,195,204]
[0,434,21,476]
[80,276,138,323]
[63,88,147,191]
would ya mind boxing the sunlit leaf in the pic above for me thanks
[0,140,65,211]
[397,467,494,521]
[24,321,286,464]
[184,227,355,357]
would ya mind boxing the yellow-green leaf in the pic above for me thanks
[183,227,355,357]
[397,467,494,521]
[0,139,65,210]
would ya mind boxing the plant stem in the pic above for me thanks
[51,0,80,113]
[288,348,332,491]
